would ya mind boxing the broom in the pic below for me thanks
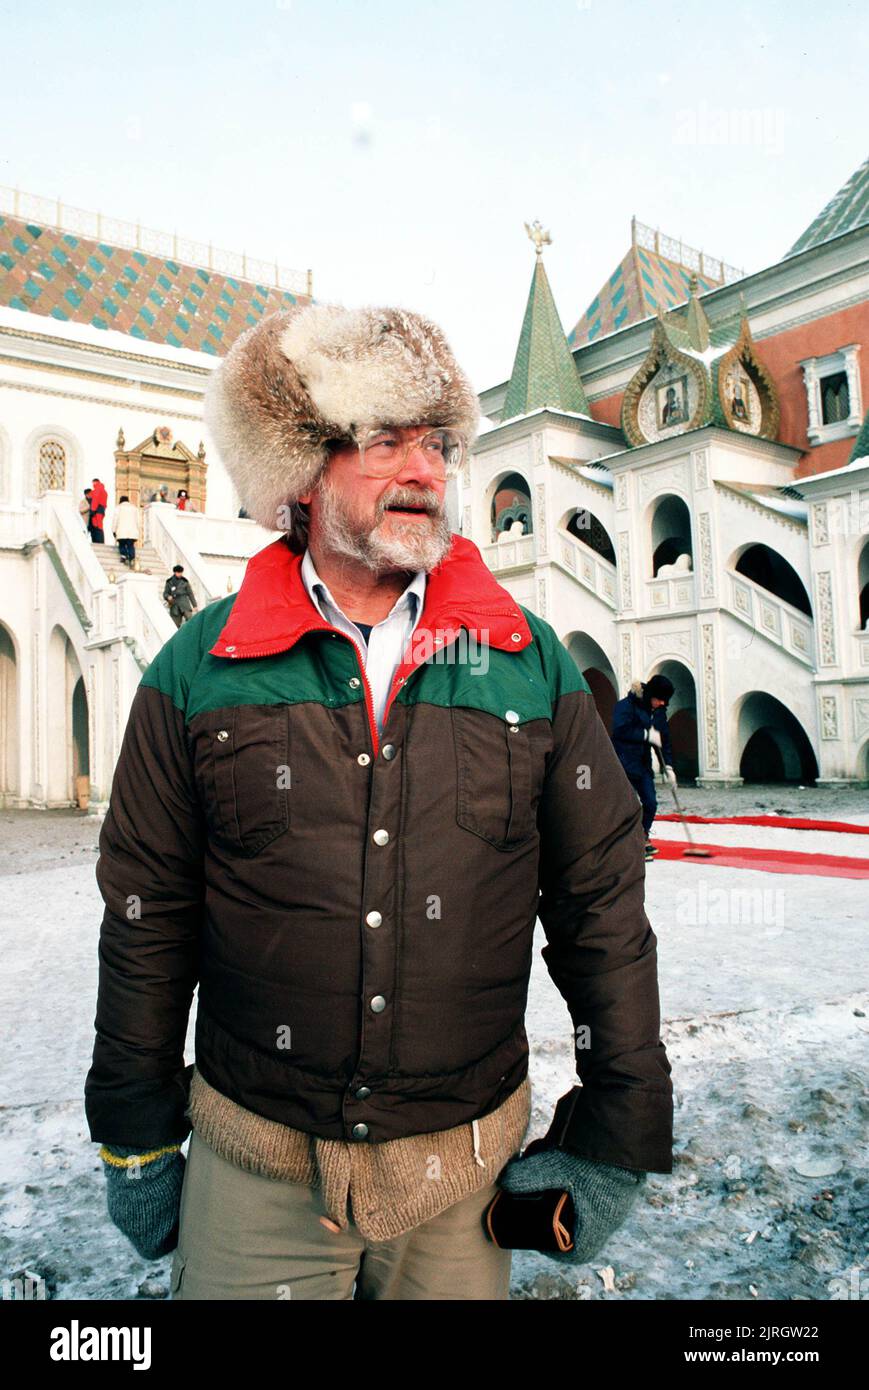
[654,749,713,858]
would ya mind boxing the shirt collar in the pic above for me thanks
[208,532,533,661]
[301,547,426,628]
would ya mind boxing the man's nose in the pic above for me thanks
[397,441,442,483]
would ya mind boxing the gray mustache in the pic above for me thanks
[380,491,441,515]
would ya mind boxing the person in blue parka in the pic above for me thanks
[611,674,676,859]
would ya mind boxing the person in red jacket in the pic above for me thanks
[90,477,108,544]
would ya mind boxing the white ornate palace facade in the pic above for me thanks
[463,171,869,787]
[0,165,868,807]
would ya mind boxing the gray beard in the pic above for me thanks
[314,474,454,575]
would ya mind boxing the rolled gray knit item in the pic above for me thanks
[102,1145,186,1262]
[496,1148,646,1265]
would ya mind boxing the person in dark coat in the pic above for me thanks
[85,300,673,1302]
[611,674,676,859]
[162,565,198,627]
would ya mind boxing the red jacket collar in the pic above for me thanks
[209,532,533,660]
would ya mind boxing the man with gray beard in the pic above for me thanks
[86,303,672,1300]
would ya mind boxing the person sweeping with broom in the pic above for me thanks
[611,675,676,863]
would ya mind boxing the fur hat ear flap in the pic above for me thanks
[203,302,480,532]
[629,679,644,696]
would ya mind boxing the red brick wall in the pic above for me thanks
[754,302,869,477]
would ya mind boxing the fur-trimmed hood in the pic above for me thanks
[203,303,480,531]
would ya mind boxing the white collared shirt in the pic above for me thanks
[300,548,427,735]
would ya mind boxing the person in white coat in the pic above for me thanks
[112,495,141,567]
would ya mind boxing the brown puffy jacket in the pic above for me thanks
[85,533,673,1172]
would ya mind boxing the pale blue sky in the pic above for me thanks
[2,0,866,388]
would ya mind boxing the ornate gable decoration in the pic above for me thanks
[114,425,207,510]
[713,317,779,440]
[621,290,779,447]
[621,315,709,447]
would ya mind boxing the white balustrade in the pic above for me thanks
[726,571,814,666]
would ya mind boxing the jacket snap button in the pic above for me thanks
[505,709,520,723]
[225,645,236,653]
[357,753,371,766]
[510,633,521,642]
[372,828,389,846]
[381,744,396,760]
[355,1086,372,1100]
[216,730,230,742]
[370,995,387,1013]
[349,676,361,689]
[365,910,383,928]
[352,1122,369,1139]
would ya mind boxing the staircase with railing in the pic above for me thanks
[722,568,815,668]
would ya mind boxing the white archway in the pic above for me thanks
[46,625,88,805]
[0,620,20,802]
[735,691,818,784]
[565,631,618,728]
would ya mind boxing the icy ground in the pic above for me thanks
[1,786,867,1302]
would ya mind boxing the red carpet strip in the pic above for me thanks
[649,838,869,877]
[655,813,869,835]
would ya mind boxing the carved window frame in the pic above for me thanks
[799,345,862,446]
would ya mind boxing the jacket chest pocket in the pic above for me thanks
[190,705,291,856]
[451,706,552,851]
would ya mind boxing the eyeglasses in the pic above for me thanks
[356,427,465,481]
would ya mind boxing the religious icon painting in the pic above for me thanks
[657,375,688,428]
[726,368,751,421]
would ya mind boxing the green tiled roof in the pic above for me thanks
[848,408,869,464]
[503,257,589,420]
[785,154,869,257]
[0,212,312,353]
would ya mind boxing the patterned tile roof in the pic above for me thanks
[785,154,869,258]
[567,243,723,348]
[503,256,589,420]
[0,212,311,354]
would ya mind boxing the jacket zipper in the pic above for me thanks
[219,621,380,757]
[218,604,529,752]
[378,618,466,732]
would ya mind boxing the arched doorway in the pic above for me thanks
[737,692,818,784]
[72,675,90,805]
[490,472,533,540]
[857,538,869,631]
[650,494,692,575]
[46,627,88,806]
[565,509,616,565]
[565,632,618,728]
[734,544,812,616]
[651,659,698,782]
[0,622,19,804]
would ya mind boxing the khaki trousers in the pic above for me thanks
[170,1130,513,1301]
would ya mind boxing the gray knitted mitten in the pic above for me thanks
[497,1148,646,1264]
[100,1143,186,1262]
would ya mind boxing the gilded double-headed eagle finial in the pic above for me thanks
[524,220,552,257]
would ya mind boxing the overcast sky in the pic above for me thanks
[2,0,866,390]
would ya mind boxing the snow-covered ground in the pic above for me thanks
[1,787,867,1302]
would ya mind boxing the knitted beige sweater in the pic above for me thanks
[186,1065,532,1242]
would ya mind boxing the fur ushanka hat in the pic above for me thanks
[203,302,480,531]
